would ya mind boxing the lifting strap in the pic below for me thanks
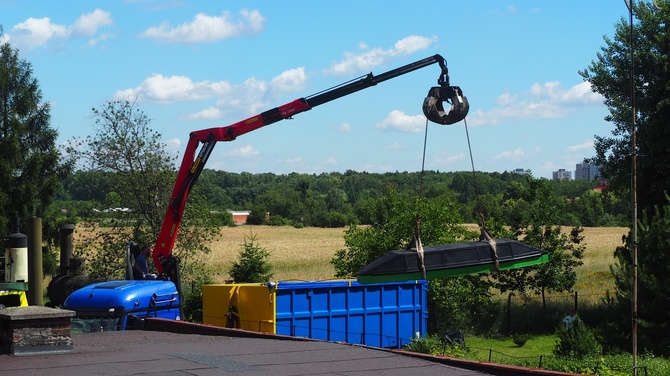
[463,117,500,270]
[412,112,499,275]
[408,117,430,280]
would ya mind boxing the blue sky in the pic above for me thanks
[2,1,627,178]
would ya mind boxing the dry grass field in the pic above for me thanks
[573,227,627,296]
[202,225,347,283]
[202,225,629,296]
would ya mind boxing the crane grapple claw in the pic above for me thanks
[423,86,469,125]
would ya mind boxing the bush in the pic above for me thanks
[403,334,443,355]
[266,214,290,226]
[182,274,213,323]
[403,334,470,358]
[227,233,273,283]
[512,333,532,347]
[553,317,602,359]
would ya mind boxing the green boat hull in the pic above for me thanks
[357,239,549,284]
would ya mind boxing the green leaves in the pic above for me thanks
[0,33,72,231]
[68,100,216,285]
[227,233,273,283]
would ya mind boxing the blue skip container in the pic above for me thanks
[203,279,427,349]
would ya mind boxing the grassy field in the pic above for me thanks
[202,225,347,283]
[573,226,627,299]
[203,225,629,293]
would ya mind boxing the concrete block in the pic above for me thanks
[0,305,76,355]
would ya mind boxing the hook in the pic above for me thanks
[422,85,469,125]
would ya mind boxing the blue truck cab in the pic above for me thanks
[63,280,181,333]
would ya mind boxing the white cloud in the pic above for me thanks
[384,142,406,150]
[140,9,265,43]
[116,67,309,118]
[72,9,113,37]
[376,110,426,133]
[125,0,184,11]
[224,144,259,158]
[538,161,562,175]
[494,147,541,162]
[567,139,594,153]
[505,5,518,14]
[213,77,269,115]
[467,81,605,126]
[339,123,351,132]
[164,137,182,150]
[430,151,465,167]
[322,157,337,166]
[493,5,517,18]
[186,106,225,120]
[114,73,233,103]
[86,32,114,47]
[163,137,182,160]
[392,35,436,55]
[278,156,304,165]
[269,67,307,95]
[325,35,438,76]
[9,18,68,49]
[7,9,113,50]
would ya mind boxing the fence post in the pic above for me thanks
[574,291,578,312]
[539,355,543,369]
[506,293,513,335]
[488,349,492,362]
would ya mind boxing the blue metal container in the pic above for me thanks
[274,280,426,348]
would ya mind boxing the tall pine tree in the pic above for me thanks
[0,30,71,233]
[580,1,670,214]
[580,2,670,355]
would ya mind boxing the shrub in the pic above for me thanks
[553,317,602,359]
[182,274,213,323]
[227,233,273,283]
[403,334,442,355]
[512,333,532,347]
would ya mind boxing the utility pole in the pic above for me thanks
[623,1,638,375]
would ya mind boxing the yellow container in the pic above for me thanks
[0,290,28,307]
[203,283,276,333]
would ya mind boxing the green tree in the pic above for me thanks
[104,191,122,209]
[428,275,499,336]
[572,190,605,227]
[610,195,670,356]
[496,178,585,309]
[580,1,670,214]
[331,186,474,277]
[65,100,217,284]
[553,318,602,360]
[580,2,670,356]
[63,170,114,203]
[227,233,273,283]
[330,186,495,334]
[0,30,72,232]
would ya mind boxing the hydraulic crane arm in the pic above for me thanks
[153,54,469,274]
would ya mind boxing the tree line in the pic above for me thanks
[55,168,629,229]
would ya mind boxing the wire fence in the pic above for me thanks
[463,346,646,375]
[488,290,613,335]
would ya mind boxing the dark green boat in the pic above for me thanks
[357,239,548,284]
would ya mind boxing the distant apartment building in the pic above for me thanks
[553,168,572,181]
[510,168,530,175]
[575,162,601,181]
